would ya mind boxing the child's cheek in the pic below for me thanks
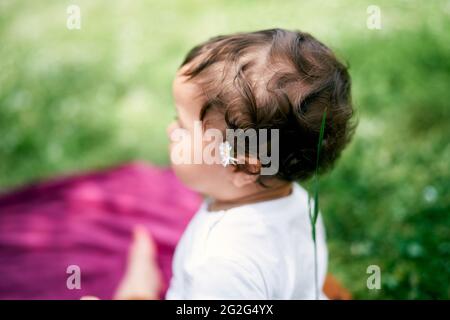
[168,128,192,165]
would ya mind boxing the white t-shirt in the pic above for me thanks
[166,183,328,300]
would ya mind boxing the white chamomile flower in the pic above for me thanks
[219,141,238,167]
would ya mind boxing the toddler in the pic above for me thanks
[164,28,355,299]
[111,28,355,300]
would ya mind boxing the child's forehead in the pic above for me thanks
[172,74,208,123]
[173,72,204,103]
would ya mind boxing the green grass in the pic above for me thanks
[0,0,449,299]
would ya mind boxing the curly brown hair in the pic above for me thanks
[180,28,356,183]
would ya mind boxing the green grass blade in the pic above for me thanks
[311,108,327,299]
[312,108,327,226]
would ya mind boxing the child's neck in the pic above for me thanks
[208,182,293,212]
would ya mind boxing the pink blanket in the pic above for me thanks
[0,162,201,299]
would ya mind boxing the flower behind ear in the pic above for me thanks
[219,141,238,167]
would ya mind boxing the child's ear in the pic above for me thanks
[230,156,261,188]
[230,171,259,188]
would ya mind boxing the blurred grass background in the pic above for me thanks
[0,0,449,299]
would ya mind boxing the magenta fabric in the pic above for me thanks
[0,162,202,299]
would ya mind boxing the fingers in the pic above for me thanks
[130,225,157,259]
[81,296,100,300]
[113,225,162,300]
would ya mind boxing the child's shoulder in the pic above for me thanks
[205,205,269,247]
[202,183,311,257]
